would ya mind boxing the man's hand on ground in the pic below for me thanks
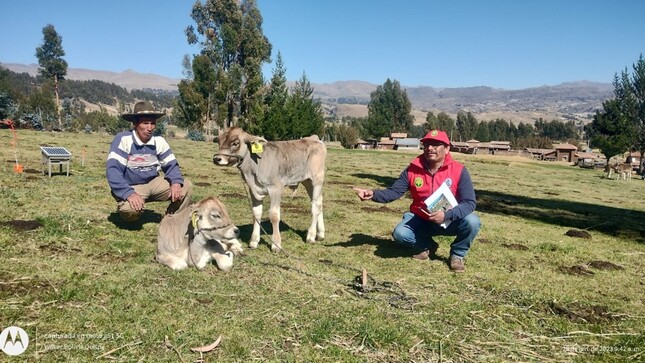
[127,192,145,212]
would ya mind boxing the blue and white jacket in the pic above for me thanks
[106,130,184,201]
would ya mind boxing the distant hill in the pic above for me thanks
[2,62,613,124]
[1,62,180,91]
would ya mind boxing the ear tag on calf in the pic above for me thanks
[191,212,198,230]
[251,142,263,154]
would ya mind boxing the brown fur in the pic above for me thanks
[213,127,326,252]
[156,197,243,271]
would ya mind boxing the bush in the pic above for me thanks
[187,129,206,141]
[153,120,167,137]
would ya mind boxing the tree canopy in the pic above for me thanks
[363,79,413,138]
[185,0,271,128]
[586,54,645,164]
[35,24,67,128]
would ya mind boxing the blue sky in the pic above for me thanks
[1,0,643,90]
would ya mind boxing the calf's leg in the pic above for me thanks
[249,195,263,249]
[303,180,325,243]
[268,189,283,253]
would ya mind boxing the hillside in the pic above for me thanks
[2,62,613,124]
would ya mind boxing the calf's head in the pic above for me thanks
[213,127,267,167]
[191,197,239,242]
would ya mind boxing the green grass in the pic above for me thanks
[1,130,644,362]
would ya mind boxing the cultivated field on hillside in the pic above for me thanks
[1,130,643,362]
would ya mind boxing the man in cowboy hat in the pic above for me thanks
[353,129,480,272]
[106,101,193,223]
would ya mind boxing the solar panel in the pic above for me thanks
[40,146,72,157]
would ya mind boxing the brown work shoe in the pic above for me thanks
[449,255,465,273]
[411,244,439,260]
[412,249,431,260]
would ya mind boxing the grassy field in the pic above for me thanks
[1,129,643,362]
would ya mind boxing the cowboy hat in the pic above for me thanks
[122,101,165,122]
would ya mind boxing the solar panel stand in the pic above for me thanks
[40,147,72,177]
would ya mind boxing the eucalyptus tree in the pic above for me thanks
[456,111,478,141]
[364,78,413,138]
[185,0,271,128]
[436,112,456,140]
[35,24,67,129]
[425,110,438,131]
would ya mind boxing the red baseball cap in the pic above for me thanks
[420,130,450,145]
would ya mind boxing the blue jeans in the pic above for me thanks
[392,212,481,258]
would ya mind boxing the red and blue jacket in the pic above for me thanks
[372,153,476,223]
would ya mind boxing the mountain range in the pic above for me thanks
[2,62,614,124]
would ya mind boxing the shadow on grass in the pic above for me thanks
[237,220,304,251]
[330,233,428,259]
[343,173,645,244]
[107,211,163,231]
[476,189,645,244]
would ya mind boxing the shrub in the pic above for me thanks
[187,129,206,141]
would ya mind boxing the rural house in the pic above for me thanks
[554,143,578,162]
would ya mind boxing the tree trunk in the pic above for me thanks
[54,74,62,129]
[227,99,234,128]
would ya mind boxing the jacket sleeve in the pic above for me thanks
[155,137,184,185]
[106,135,134,201]
[372,168,410,203]
[443,167,476,222]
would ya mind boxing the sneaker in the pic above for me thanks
[449,255,465,273]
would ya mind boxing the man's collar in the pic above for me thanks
[132,130,154,145]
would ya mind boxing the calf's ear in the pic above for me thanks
[255,136,268,145]
[243,133,267,145]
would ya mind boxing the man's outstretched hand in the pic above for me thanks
[352,187,374,201]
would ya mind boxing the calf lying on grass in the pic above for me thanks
[156,197,243,271]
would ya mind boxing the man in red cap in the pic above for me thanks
[353,129,480,272]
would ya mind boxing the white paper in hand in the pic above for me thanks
[424,182,458,228]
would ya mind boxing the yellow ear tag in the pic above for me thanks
[251,142,263,154]
[191,212,198,229]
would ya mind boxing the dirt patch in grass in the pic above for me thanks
[25,175,41,180]
[548,301,616,323]
[588,260,624,271]
[24,168,41,174]
[361,205,400,213]
[86,251,138,263]
[565,229,592,239]
[39,242,82,254]
[0,219,43,231]
[477,238,491,244]
[0,272,57,297]
[502,243,529,251]
[194,182,212,187]
[558,264,594,276]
